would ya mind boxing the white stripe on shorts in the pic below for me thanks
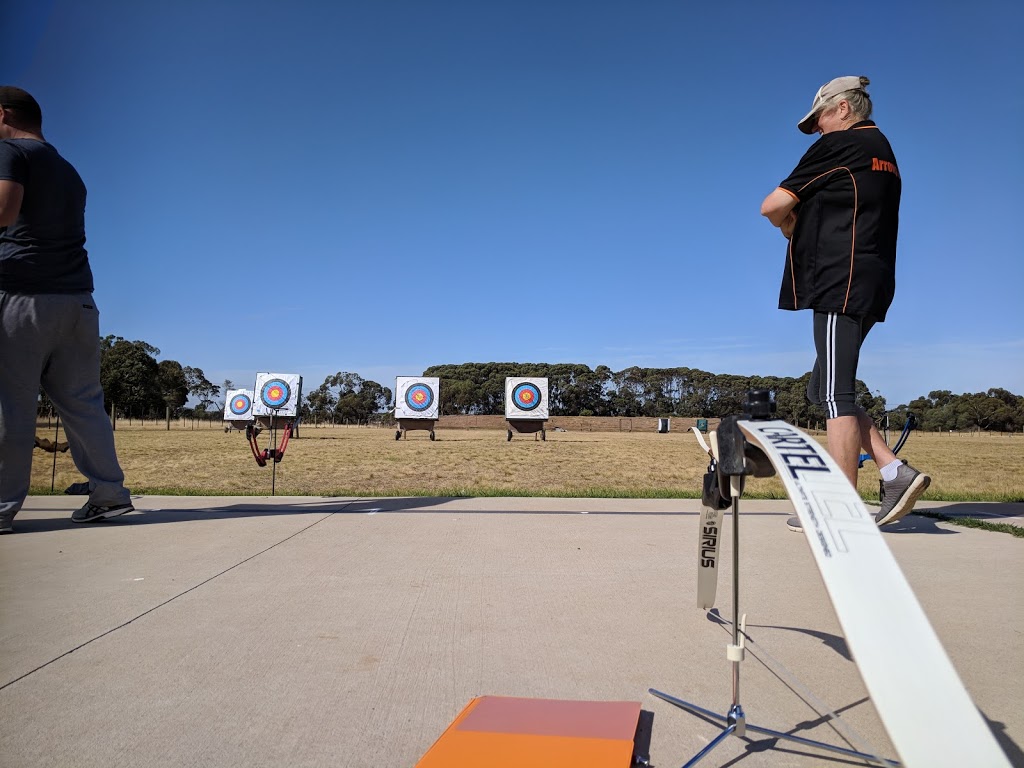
[826,312,838,419]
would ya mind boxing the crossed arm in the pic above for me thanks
[761,187,798,239]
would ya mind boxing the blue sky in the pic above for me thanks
[7,1,1023,407]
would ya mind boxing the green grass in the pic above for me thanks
[913,511,1024,538]
[34,482,1020,504]
[917,490,1024,503]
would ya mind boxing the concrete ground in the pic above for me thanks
[1,496,1021,768]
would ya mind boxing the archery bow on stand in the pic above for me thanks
[232,374,302,495]
[858,412,917,468]
[245,419,293,467]
[245,416,295,497]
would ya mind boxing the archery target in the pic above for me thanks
[261,379,291,408]
[505,377,549,420]
[223,388,254,422]
[252,372,302,418]
[395,377,440,419]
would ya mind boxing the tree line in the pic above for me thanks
[98,336,222,417]
[422,362,885,428]
[424,363,1024,431]
[36,340,1023,432]
[900,388,1024,432]
[36,336,223,423]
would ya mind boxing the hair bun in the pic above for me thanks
[859,76,871,87]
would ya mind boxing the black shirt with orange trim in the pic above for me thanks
[777,120,900,322]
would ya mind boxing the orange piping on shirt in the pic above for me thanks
[777,186,800,201]
[844,172,858,312]
[796,167,858,313]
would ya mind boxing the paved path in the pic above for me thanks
[2,496,1021,767]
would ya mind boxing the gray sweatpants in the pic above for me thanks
[0,292,130,520]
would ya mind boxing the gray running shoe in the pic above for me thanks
[786,516,803,532]
[875,463,930,526]
[72,502,134,524]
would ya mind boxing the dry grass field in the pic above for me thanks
[28,421,1024,502]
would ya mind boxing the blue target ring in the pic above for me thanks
[512,382,542,411]
[405,383,434,412]
[229,393,252,416]
[260,379,291,409]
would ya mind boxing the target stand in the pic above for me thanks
[397,418,437,441]
[395,377,440,441]
[249,373,303,494]
[505,377,548,442]
[506,419,546,442]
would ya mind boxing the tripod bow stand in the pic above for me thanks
[649,391,898,767]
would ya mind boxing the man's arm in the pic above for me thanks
[760,187,798,227]
[0,180,24,227]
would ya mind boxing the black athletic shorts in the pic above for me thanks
[808,311,876,419]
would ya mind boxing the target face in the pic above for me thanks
[405,384,434,412]
[223,388,255,422]
[505,377,549,420]
[261,379,291,409]
[395,376,440,419]
[251,373,301,418]
[512,382,542,411]
[230,393,252,416]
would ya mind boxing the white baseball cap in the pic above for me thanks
[798,76,870,134]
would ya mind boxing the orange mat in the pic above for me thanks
[415,696,641,767]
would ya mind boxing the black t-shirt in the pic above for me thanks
[0,139,94,294]
[777,120,900,322]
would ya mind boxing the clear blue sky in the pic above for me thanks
[7,0,1023,407]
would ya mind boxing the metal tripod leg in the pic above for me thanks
[648,688,895,766]
[649,491,900,767]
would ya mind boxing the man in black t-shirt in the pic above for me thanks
[0,86,133,533]
[760,76,930,530]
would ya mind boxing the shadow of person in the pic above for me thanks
[878,513,958,535]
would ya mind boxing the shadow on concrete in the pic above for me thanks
[707,609,851,663]
[701,616,1022,765]
[10,497,713,534]
[984,711,1024,767]
[877,513,958,535]
[9,497,457,534]
[725,696,886,767]
[633,709,654,766]
[653,692,880,767]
